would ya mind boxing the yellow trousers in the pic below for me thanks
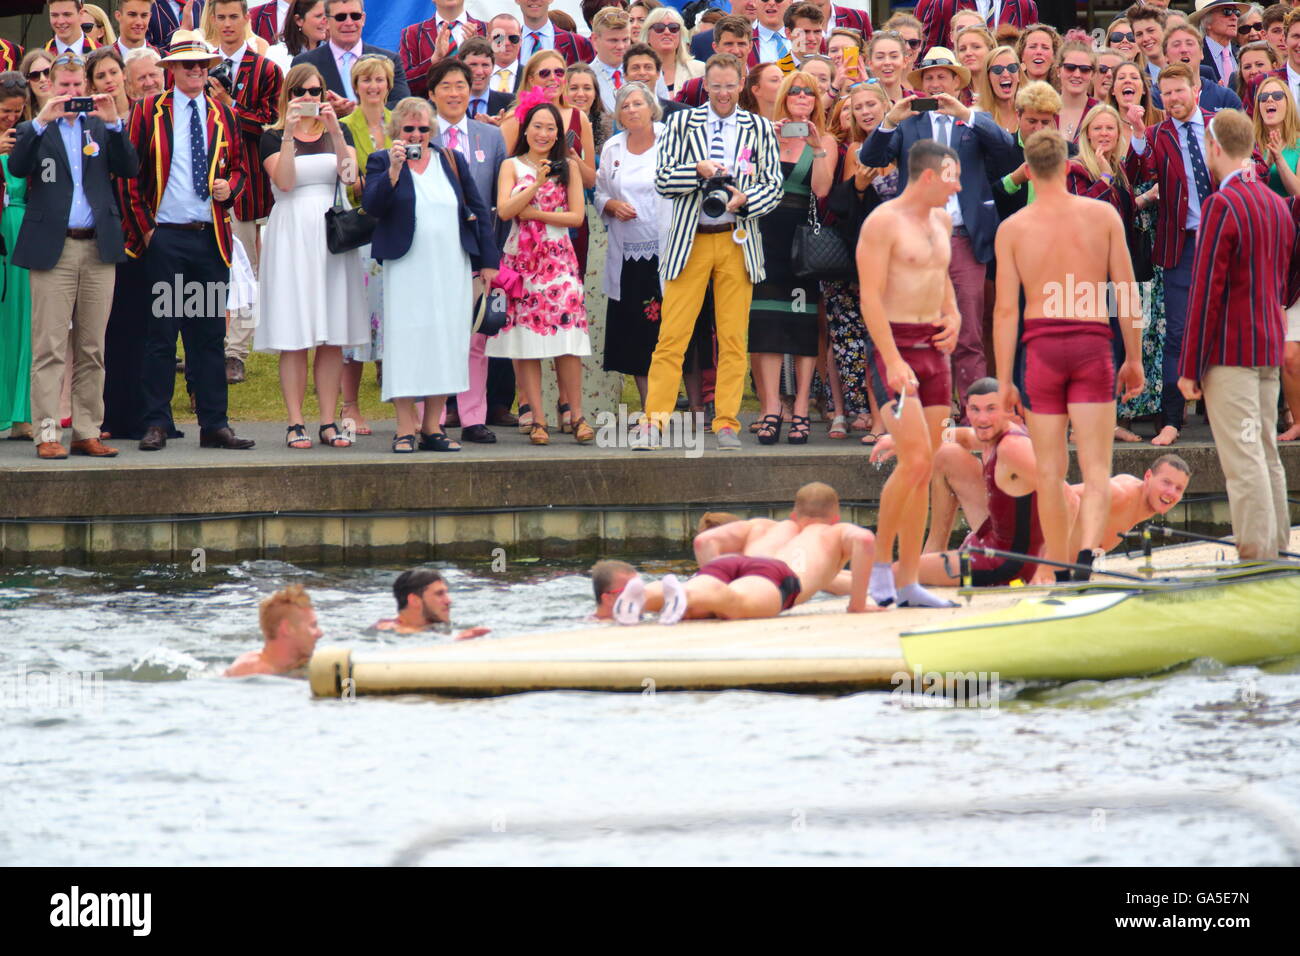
[645,230,751,433]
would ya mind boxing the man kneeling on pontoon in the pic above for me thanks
[610,483,881,623]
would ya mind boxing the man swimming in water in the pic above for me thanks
[225,585,322,677]
[993,127,1144,584]
[374,569,491,640]
[857,138,962,608]
[611,482,880,622]
[591,560,639,621]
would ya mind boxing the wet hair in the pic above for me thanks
[1024,126,1068,176]
[1151,453,1191,476]
[966,377,1001,399]
[794,482,840,520]
[393,569,445,611]
[260,585,313,640]
[591,560,636,601]
[907,137,958,180]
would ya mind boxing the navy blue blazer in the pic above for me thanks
[363,147,501,271]
[859,110,1019,264]
[292,44,411,108]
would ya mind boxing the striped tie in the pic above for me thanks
[775,33,789,60]
[710,119,725,163]
[527,30,541,59]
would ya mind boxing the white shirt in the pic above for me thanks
[519,20,556,62]
[438,114,471,159]
[591,57,624,113]
[158,92,213,226]
[1287,62,1300,105]
[491,61,519,93]
[931,113,963,227]
[757,25,790,63]
[276,0,290,34]
[115,38,146,58]
[220,43,248,75]
[467,2,591,38]
[438,16,472,48]
[975,0,1003,28]
[53,37,91,55]
[1176,111,1206,231]
[700,106,741,225]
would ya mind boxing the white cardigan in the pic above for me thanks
[595,123,671,301]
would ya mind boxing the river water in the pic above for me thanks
[3,558,1298,866]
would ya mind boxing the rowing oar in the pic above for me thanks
[958,546,1150,585]
[1129,523,1300,560]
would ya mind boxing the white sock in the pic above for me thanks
[897,582,959,609]
[659,574,687,625]
[614,575,646,625]
[870,562,896,607]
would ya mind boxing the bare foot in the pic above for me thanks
[1115,425,1142,443]
[1151,425,1179,446]
[1279,424,1300,442]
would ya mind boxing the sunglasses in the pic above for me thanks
[1238,23,1263,35]
[536,67,562,79]
[1061,62,1095,74]
[987,62,1019,76]
[916,57,957,69]
[81,22,95,34]
[290,85,324,98]
[650,23,681,34]
[402,125,431,133]
[1109,31,1135,44]
[904,38,923,49]
[332,11,363,21]
[493,33,522,44]
[787,85,817,97]
[26,67,51,81]
[1097,64,1114,74]
[1259,89,1289,102]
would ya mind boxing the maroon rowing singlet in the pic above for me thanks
[977,424,1044,560]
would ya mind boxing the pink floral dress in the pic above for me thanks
[485,157,592,361]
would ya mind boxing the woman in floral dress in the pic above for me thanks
[487,101,593,445]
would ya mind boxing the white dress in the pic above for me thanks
[381,160,473,400]
[255,131,368,352]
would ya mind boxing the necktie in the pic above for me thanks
[527,31,541,59]
[444,21,459,57]
[189,99,209,200]
[1184,120,1212,208]
[710,119,726,163]
[774,33,789,60]
[447,126,461,153]
[613,68,623,90]
[226,57,237,76]
[1219,47,1232,86]
[339,51,355,99]
[495,68,511,92]
[935,114,949,148]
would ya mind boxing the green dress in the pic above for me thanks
[0,153,30,430]
[1267,143,1300,197]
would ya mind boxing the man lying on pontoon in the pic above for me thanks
[374,569,490,640]
[609,483,881,623]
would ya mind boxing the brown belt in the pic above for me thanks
[697,222,734,235]
[66,228,95,239]
[156,222,212,231]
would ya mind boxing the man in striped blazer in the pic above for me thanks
[636,52,782,451]
[47,0,101,56]
[207,0,283,383]
[1126,62,1266,447]
[249,0,282,44]
[122,32,254,452]
[914,0,1039,54]
[0,38,23,72]
[147,0,206,49]
[399,0,489,99]
[1177,109,1295,559]
[806,0,872,43]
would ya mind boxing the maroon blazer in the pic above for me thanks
[399,15,490,99]
[914,0,1039,52]
[1066,160,1133,221]
[228,51,283,222]
[0,38,23,72]
[675,75,708,107]
[832,6,872,39]
[1179,173,1295,379]
[250,1,279,44]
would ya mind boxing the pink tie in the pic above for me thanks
[1220,47,1232,86]
[447,126,460,152]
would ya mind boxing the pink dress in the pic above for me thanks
[485,157,592,360]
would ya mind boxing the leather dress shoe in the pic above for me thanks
[200,426,255,449]
[36,441,68,459]
[139,426,167,451]
[225,357,246,384]
[488,405,518,427]
[71,437,118,457]
[461,424,496,443]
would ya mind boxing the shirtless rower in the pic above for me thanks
[225,585,322,677]
[993,128,1144,584]
[1066,453,1191,557]
[611,482,879,622]
[373,569,491,640]
[857,138,962,608]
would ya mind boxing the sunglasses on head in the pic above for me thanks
[1238,23,1263,35]
[987,62,1019,76]
[290,85,324,98]
[332,11,363,21]
[1061,62,1095,74]
[787,85,816,97]
[1259,89,1289,102]
[650,23,681,34]
[1109,31,1135,43]
[402,125,431,133]
[51,52,85,69]
[493,33,522,44]
[536,67,561,79]
[26,67,51,81]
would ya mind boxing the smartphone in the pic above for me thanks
[565,129,577,149]
[299,101,320,116]
[843,46,860,73]
[912,98,939,112]
[66,96,95,113]
[780,120,810,138]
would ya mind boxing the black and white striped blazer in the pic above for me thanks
[654,106,783,284]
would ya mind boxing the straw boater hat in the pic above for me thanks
[158,30,222,66]
[1187,0,1251,26]
[907,47,972,90]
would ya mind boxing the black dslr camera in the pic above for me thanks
[208,59,235,94]
[700,172,736,219]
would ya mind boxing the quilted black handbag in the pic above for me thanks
[792,190,855,280]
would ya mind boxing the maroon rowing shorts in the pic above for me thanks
[1021,319,1114,415]
[868,322,952,412]
[696,555,802,611]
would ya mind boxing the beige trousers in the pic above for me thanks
[29,238,115,444]
[1202,364,1291,560]
[225,217,261,360]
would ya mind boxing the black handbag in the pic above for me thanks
[792,190,855,281]
[324,178,376,254]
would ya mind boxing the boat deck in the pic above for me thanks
[308,530,1300,698]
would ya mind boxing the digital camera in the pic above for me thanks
[700,172,736,219]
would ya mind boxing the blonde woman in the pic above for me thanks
[975,46,1021,134]
[82,4,115,44]
[1016,23,1060,85]
[1255,76,1300,196]
[1056,40,1100,144]
[641,6,702,97]
[954,24,994,106]
[866,30,909,104]
[1105,17,1138,61]
[749,71,835,446]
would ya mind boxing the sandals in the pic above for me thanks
[851,413,872,433]
[530,422,550,445]
[517,403,534,432]
[829,414,848,439]
[319,422,353,448]
[392,433,416,454]
[286,424,312,449]
[787,415,811,445]
[860,432,882,446]
[557,401,574,434]
[340,401,372,436]
[756,413,782,445]
[419,429,461,452]
[573,416,595,444]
